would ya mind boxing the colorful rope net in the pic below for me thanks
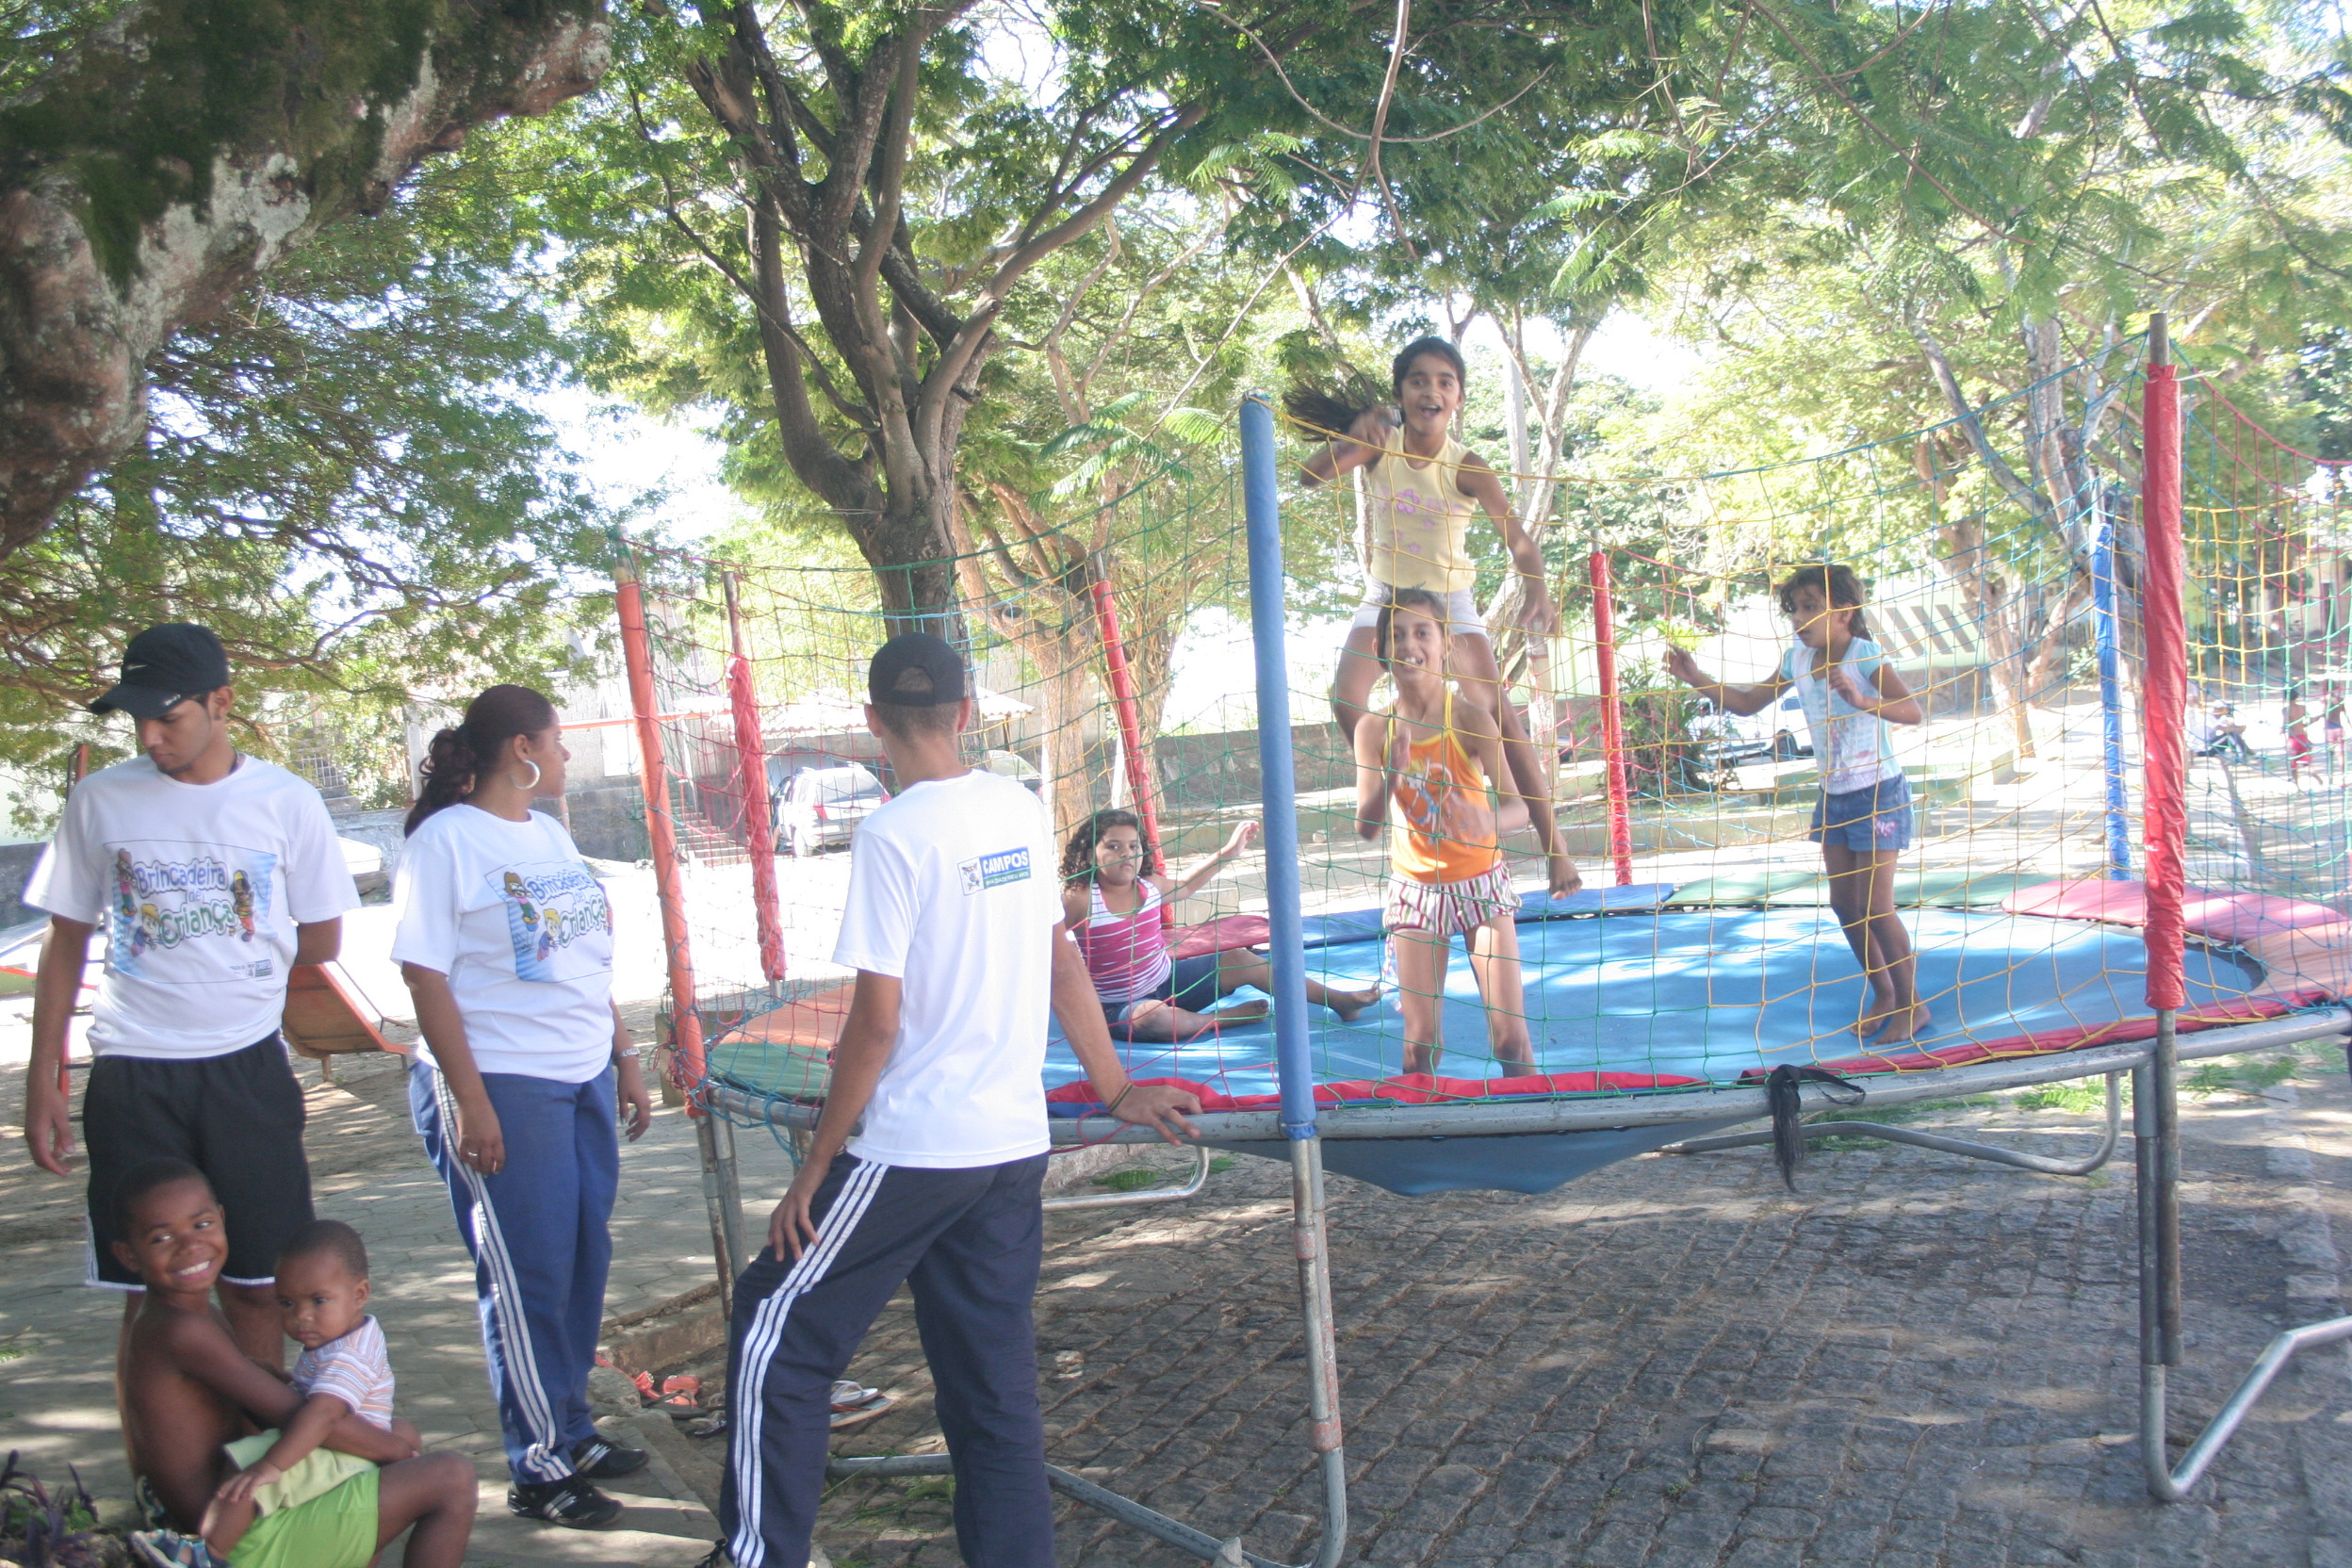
[610,346,2352,1137]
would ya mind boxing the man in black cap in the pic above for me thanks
[708,633,1201,1568]
[21,624,358,1366]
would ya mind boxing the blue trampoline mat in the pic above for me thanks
[1047,906,2265,1110]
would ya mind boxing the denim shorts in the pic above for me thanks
[1810,773,1914,852]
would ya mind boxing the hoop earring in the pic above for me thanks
[512,759,543,792]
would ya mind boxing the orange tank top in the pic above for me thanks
[1386,692,1502,884]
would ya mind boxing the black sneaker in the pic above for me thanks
[571,1434,651,1479]
[507,1474,624,1527]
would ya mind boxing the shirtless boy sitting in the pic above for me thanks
[108,1158,477,1568]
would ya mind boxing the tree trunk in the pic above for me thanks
[0,0,611,556]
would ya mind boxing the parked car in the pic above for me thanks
[772,761,889,857]
[1716,690,1812,761]
[980,749,1042,792]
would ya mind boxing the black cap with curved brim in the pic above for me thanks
[90,624,230,719]
[867,632,967,708]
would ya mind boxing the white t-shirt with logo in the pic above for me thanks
[831,770,1062,1169]
[389,806,615,1084]
[24,758,358,1060]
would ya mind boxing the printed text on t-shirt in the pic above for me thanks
[108,843,278,977]
[485,860,614,981]
[957,847,1032,894]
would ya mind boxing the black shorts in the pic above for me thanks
[83,1034,314,1290]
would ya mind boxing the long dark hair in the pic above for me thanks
[404,684,559,836]
[1061,808,1157,882]
[1282,336,1468,437]
[1773,563,1874,643]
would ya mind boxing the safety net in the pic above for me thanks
[608,340,2352,1179]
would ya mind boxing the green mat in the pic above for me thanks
[1664,866,2040,910]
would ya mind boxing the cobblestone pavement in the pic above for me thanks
[0,1040,798,1565]
[780,1051,2352,1568]
[9,1022,2352,1568]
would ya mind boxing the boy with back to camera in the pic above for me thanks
[707,635,1202,1568]
[106,1160,476,1568]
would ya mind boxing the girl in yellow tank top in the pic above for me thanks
[1352,590,1539,1078]
[1361,436,1479,597]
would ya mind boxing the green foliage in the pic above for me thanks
[0,123,618,822]
[1,0,599,289]
[2014,1079,2125,1115]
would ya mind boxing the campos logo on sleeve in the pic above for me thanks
[957,847,1032,894]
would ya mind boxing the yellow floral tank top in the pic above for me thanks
[1386,693,1503,884]
[1363,436,1478,596]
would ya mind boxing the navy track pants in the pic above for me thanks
[721,1152,1053,1567]
[411,1059,617,1484]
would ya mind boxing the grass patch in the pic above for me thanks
[2014,1079,2123,1115]
[1092,1154,1238,1191]
[2183,1054,2302,1098]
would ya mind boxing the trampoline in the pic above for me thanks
[632,355,2352,1565]
[705,880,2341,1197]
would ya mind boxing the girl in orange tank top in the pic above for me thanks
[1352,590,1540,1078]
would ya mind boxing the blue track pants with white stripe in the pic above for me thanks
[722,1152,1053,1567]
[412,1059,617,1484]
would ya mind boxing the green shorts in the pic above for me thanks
[222,1431,375,1516]
[227,1466,379,1568]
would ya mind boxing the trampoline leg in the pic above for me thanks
[695,1108,743,1314]
[826,1138,1349,1568]
[2134,1010,2352,1500]
[1659,1072,2123,1175]
[1289,1135,1350,1568]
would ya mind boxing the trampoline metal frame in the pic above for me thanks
[670,351,2347,1563]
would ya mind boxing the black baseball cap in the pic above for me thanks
[90,624,231,719]
[867,633,967,708]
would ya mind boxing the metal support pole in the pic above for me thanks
[1242,391,1349,1568]
[614,549,735,1309]
[1588,547,1636,886]
[2092,508,2132,878]
[2117,310,2352,1501]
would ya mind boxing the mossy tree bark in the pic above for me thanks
[0,0,612,558]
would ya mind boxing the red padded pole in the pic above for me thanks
[1588,548,1636,886]
[1090,573,1168,883]
[616,558,710,1109]
[722,572,786,984]
[2140,316,2187,1011]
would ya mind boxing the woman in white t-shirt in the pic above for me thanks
[391,685,654,1529]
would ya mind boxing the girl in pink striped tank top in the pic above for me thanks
[1060,809,1380,1042]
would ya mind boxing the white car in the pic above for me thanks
[772,762,889,857]
[1717,690,1812,761]
[981,749,1042,792]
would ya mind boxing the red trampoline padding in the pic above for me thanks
[1785,988,2333,1079]
[2003,878,2344,942]
[1048,1069,1705,1114]
[1169,915,1272,960]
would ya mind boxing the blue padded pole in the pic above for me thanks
[2093,502,2132,878]
[1240,393,1319,1141]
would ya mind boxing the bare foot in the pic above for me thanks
[1852,990,1899,1037]
[1494,1057,1541,1080]
[1328,985,1381,1022]
[1867,1004,1932,1046]
[1219,1000,1271,1025]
